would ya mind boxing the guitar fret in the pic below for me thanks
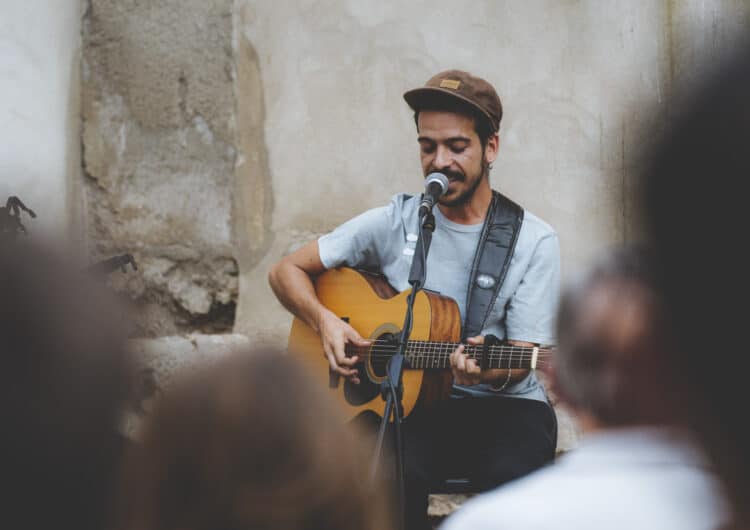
[484,346,538,369]
[402,342,540,371]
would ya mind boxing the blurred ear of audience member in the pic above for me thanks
[114,349,392,530]
[643,41,750,530]
[441,247,729,530]
[1,241,133,530]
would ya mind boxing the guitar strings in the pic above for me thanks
[352,344,554,351]
[344,342,553,354]
[341,352,551,367]
[345,340,554,350]
[346,349,552,359]
[345,346,552,356]
[349,338,554,347]
[345,348,553,356]
[340,339,553,367]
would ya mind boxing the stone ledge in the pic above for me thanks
[127,333,251,388]
[122,333,252,439]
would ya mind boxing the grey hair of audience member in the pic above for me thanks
[1,240,133,530]
[553,247,680,427]
[641,39,750,528]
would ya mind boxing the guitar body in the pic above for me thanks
[288,267,459,420]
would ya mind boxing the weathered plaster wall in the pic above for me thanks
[236,0,750,342]
[81,0,241,336]
[235,1,750,343]
[0,0,83,246]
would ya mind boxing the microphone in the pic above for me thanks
[418,172,449,217]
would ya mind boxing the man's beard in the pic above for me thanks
[437,160,490,208]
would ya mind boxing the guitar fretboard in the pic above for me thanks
[347,340,549,370]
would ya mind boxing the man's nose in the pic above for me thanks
[434,146,453,169]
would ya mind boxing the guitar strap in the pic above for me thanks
[462,190,524,340]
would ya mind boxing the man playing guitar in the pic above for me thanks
[269,69,560,530]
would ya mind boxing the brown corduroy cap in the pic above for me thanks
[403,70,503,132]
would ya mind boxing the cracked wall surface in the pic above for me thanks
[234,0,750,344]
[81,0,249,335]
[238,1,667,342]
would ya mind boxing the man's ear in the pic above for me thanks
[486,133,499,165]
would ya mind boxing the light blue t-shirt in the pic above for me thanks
[318,193,560,403]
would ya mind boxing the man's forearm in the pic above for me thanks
[268,260,327,332]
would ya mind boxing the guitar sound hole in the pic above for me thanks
[370,332,399,378]
[344,361,378,406]
[343,331,399,407]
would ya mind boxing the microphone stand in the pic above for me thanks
[370,204,436,530]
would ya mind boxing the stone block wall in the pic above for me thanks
[81,0,248,336]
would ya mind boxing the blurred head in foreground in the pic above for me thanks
[552,247,683,429]
[115,349,391,530]
[641,41,750,527]
[1,241,132,529]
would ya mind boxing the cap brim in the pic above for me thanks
[403,87,496,131]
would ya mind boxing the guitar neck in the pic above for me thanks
[351,340,547,370]
[408,341,543,370]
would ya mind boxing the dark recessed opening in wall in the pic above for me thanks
[109,279,239,338]
[180,300,237,334]
[120,299,238,338]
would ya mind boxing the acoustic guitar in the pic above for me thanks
[287,267,551,420]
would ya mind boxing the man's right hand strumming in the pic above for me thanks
[268,239,371,385]
[317,308,371,384]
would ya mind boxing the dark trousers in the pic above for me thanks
[356,396,557,530]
